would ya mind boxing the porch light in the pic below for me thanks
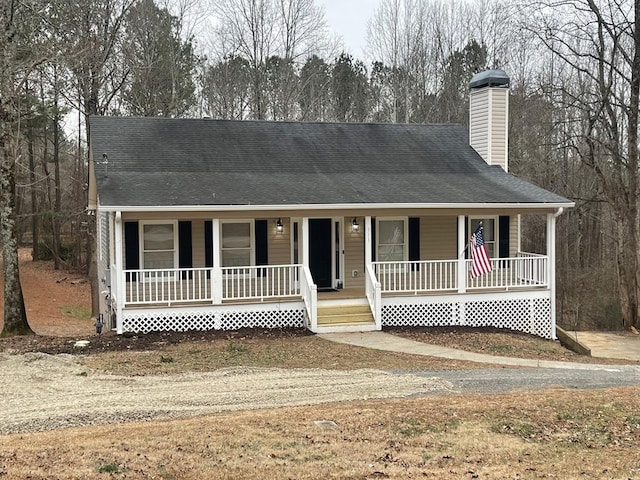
[351,217,360,233]
[276,218,284,233]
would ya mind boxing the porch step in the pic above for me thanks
[317,304,374,326]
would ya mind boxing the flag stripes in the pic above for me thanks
[470,223,493,278]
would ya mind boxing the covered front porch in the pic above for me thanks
[102,212,560,338]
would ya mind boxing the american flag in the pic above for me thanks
[470,223,493,278]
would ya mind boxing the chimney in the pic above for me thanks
[469,69,510,172]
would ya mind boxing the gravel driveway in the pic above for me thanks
[2,352,639,435]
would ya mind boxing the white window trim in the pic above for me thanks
[375,217,408,263]
[220,219,255,268]
[468,216,498,258]
[138,220,179,271]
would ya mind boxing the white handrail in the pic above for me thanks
[299,265,317,331]
[365,264,381,329]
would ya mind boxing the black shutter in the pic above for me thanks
[255,220,268,276]
[204,221,213,268]
[124,221,139,281]
[178,221,193,279]
[370,218,376,262]
[499,216,510,258]
[409,217,420,270]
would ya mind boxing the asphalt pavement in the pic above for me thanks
[319,331,640,394]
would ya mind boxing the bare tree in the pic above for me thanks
[122,0,198,117]
[523,0,640,329]
[367,0,429,123]
[209,0,331,119]
[0,0,45,336]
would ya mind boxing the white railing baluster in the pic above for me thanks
[371,255,547,294]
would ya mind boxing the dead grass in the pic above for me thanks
[390,326,638,365]
[2,387,639,479]
[78,326,634,377]
[81,335,491,375]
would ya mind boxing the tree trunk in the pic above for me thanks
[622,0,640,329]
[52,95,61,270]
[0,129,33,337]
[0,0,33,337]
[27,125,40,261]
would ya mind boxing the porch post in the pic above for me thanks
[457,215,467,293]
[547,212,557,339]
[211,219,222,304]
[365,216,372,267]
[114,211,124,334]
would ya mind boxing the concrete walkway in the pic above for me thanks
[319,331,640,372]
[565,331,640,362]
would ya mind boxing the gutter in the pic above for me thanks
[97,202,576,214]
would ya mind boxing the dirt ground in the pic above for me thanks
[0,250,266,354]
[0,249,93,337]
[2,253,640,480]
[0,252,455,435]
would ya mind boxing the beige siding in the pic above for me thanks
[119,213,532,276]
[344,216,365,288]
[469,87,509,172]
[510,215,520,256]
[266,217,291,265]
[420,216,457,260]
[191,220,206,267]
[489,90,508,171]
[469,89,489,161]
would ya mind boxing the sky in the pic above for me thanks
[317,0,373,59]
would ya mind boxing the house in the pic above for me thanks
[88,70,574,338]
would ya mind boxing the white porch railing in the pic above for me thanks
[515,252,548,285]
[299,265,317,330]
[466,254,548,290]
[124,265,301,305]
[374,260,458,293]
[374,254,548,294]
[365,264,382,328]
[221,265,300,301]
[122,254,548,306]
[124,268,214,305]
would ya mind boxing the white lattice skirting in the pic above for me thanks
[121,303,305,333]
[381,291,553,338]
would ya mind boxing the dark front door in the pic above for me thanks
[309,219,332,288]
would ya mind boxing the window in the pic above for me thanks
[377,218,406,262]
[141,222,177,269]
[469,217,496,258]
[221,221,253,267]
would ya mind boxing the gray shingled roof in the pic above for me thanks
[89,116,571,208]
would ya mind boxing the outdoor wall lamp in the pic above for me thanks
[276,218,284,233]
[351,217,360,233]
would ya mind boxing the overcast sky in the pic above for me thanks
[317,0,373,59]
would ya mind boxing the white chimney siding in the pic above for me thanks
[469,70,510,172]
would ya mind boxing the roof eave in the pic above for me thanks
[97,201,575,213]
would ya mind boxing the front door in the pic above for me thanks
[309,218,332,288]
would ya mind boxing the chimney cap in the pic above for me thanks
[469,69,510,89]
